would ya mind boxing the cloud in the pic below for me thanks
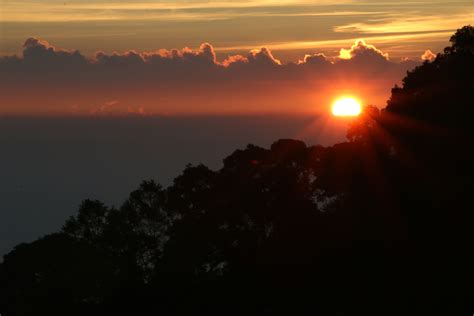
[299,53,330,66]
[1,1,382,22]
[247,47,281,66]
[89,100,149,116]
[95,50,145,67]
[1,0,470,65]
[338,39,389,61]
[333,12,474,35]
[89,100,120,116]
[22,38,87,69]
[421,49,436,61]
[0,37,421,115]
[222,54,248,67]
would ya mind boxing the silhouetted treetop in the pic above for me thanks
[448,25,474,54]
[385,25,474,135]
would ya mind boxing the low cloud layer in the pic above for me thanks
[0,38,421,115]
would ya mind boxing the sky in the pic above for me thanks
[1,0,473,59]
[0,0,472,256]
[0,0,473,115]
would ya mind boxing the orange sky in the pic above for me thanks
[1,0,472,61]
[0,0,472,115]
[0,37,421,115]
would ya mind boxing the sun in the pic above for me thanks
[331,97,362,117]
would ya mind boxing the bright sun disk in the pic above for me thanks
[331,97,362,117]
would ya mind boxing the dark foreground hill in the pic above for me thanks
[1,26,473,316]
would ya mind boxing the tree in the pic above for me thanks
[63,181,170,282]
[447,25,474,54]
[0,234,116,316]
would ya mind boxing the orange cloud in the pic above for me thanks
[222,54,248,67]
[421,49,436,61]
[338,39,389,60]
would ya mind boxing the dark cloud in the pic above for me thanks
[95,50,145,67]
[299,53,330,66]
[0,37,420,115]
[22,38,87,69]
[246,47,281,66]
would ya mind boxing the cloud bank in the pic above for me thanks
[0,38,421,115]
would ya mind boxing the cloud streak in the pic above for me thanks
[334,13,474,35]
[1,0,470,63]
[0,1,375,22]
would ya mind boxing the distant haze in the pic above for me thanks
[0,115,348,256]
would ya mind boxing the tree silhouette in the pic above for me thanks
[447,25,474,54]
[62,181,170,282]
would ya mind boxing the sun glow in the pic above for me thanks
[331,97,362,116]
